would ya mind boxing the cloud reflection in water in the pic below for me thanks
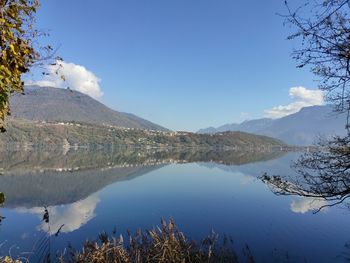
[290,197,327,214]
[16,195,100,234]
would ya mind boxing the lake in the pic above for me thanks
[0,148,349,262]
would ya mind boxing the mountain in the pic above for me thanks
[205,118,274,134]
[198,105,348,145]
[9,85,168,131]
[4,86,288,149]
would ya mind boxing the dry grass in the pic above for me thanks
[0,257,22,263]
[1,219,254,263]
[60,219,254,263]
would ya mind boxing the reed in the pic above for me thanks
[61,219,254,263]
[1,219,254,263]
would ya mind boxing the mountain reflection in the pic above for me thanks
[0,148,285,209]
[0,147,286,174]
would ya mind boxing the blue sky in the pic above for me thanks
[30,0,320,131]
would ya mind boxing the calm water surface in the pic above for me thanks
[0,149,349,262]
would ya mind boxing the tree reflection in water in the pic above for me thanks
[261,135,350,213]
[29,207,65,263]
[0,192,5,224]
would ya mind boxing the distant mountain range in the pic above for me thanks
[198,105,348,145]
[10,85,168,131]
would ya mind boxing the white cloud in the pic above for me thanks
[30,61,103,100]
[290,197,327,214]
[264,87,324,118]
[238,112,252,122]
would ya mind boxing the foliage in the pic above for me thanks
[261,135,350,212]
[0,0,59,131]
[0,192,4,205]
[0,0,39,130]
[284,0,350,118]
[261,1,350,212]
